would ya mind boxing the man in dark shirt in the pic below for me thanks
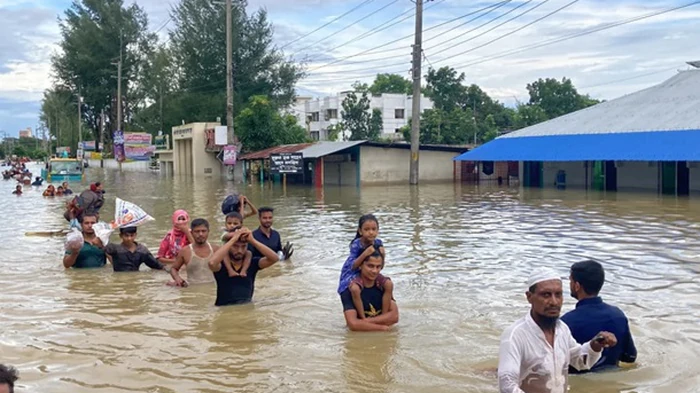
[340,251,399,332]
[248,206,293,260]
[209,227,279,306]
[562,260,637,372]
[104,227,169,273]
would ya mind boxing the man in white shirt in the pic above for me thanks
[498,268,618,393]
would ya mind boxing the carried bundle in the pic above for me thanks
[111,197,156,229]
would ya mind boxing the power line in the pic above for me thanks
[292,0,401,54]
[448,0,700,71]
[432,0,579,65]
[578,66,682,90]
[423,0,513,46]
[427,0,542,55]
[306,0,506,73]
[280,0,376,50]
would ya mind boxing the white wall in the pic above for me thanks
[359,146,455,184]
[617,161,659,191]
[542,161,588,188]
[87,158,151,172]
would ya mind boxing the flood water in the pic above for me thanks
[2,163,699,393]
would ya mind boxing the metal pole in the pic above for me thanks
[100,109,105,168]
[225,0,235,181]
[409,0,424,185]
[78,93,82,149]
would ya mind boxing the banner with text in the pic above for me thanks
[270,153,303,174]
[124,132,155,161]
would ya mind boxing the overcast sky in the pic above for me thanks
[1,0,698,137]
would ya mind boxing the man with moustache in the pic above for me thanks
[208,227,280,306]
[498,268,618,393]
[169,218,218,286]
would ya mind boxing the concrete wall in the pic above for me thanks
[87,159,151,172]
[617,161,659,191]
[542,161,589,188]
[359,146,456,184]
[171,123,224,178]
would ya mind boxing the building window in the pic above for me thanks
[395,128,401,133]
[310,131,320,141]
[325,109,338,120]
[394,109,405,119]
[311,112,320,122]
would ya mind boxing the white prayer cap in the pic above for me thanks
[527,267,562,289]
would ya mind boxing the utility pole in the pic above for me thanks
[225,0,235,181]
[117,30,123,172]
[78,91,83,155]
[100,109,105,168]
[409,0,424,185]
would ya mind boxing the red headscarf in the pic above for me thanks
[156,210,191,259]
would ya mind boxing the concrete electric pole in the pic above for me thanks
[409,0,425,185]
[225,0,235,181]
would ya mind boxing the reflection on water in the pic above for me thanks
[1,163,699,392]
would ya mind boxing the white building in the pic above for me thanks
[289,92,433,141]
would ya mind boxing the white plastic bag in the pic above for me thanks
[93,222,114,246]
[65,228,84,251]
[111,197,155,229]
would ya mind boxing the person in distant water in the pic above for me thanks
[220,212,251,277]
[249,206,294,260]
[62,214,107,269]
[208,227,280,306]
[56,186,65,196]
[562,260,637,373]
[341,251,399,332]
[338,214,390,321]
[169,218,218,286]
[221,194,259,220]
[157,210,193,265]
[498,267,618,393]
[0,363,19,393]
[78,182,105,219]
[31,176,43,186]
[104,227,169,272]
[61,182,73,195]
[12,185,22,195]
[43,184,56,197]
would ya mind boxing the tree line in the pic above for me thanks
[41,0,600,155]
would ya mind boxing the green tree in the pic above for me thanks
[169,0,303,123]
[235,95,309,152]
[369,73,412,95]
[326,123,344,141]
[52,0,155,141]
[514,103,549,129]
[403,108,476,145]
[39,88,87,154]
[424,67,467,112]
[340,91,382,141]
[526,77,600,119]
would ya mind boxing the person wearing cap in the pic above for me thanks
[561,260,637,373]
[498,267,618,393]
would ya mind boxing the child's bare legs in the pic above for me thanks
[381,277,393,316]
[240,256,251,277]
[350,283,365,319]
[224,259,239,277]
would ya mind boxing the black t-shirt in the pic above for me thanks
[248,228,282,258]
[214,257,261,306]
[340,285,385,318]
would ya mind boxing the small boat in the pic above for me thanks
[41,158,85,182]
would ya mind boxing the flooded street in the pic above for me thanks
[2,163,699,392]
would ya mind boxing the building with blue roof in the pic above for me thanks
[454,66,700,196]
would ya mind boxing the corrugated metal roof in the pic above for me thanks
[239,143,313,160]
[299,141,366,159]
[453,130,700,162]
[502,69,700,139]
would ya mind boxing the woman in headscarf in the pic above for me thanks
[42,184,56,197]
[156,210,194,265]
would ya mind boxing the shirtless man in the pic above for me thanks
[169,218,218,286]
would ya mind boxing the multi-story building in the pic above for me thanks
[18,127,32,138]
[289,92,433,141]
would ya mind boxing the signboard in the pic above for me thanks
[56,146,71,155]
[81,141,96,151]
[90,152,102,160]
[173,127,192,140]
[223,145,237,165]
[215,126,228,145]
[270,153,303,174]
[154,135,168,150]
[124,132,154,161]
[113,130,125,162]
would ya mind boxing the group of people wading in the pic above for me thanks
[58,187,639,393]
